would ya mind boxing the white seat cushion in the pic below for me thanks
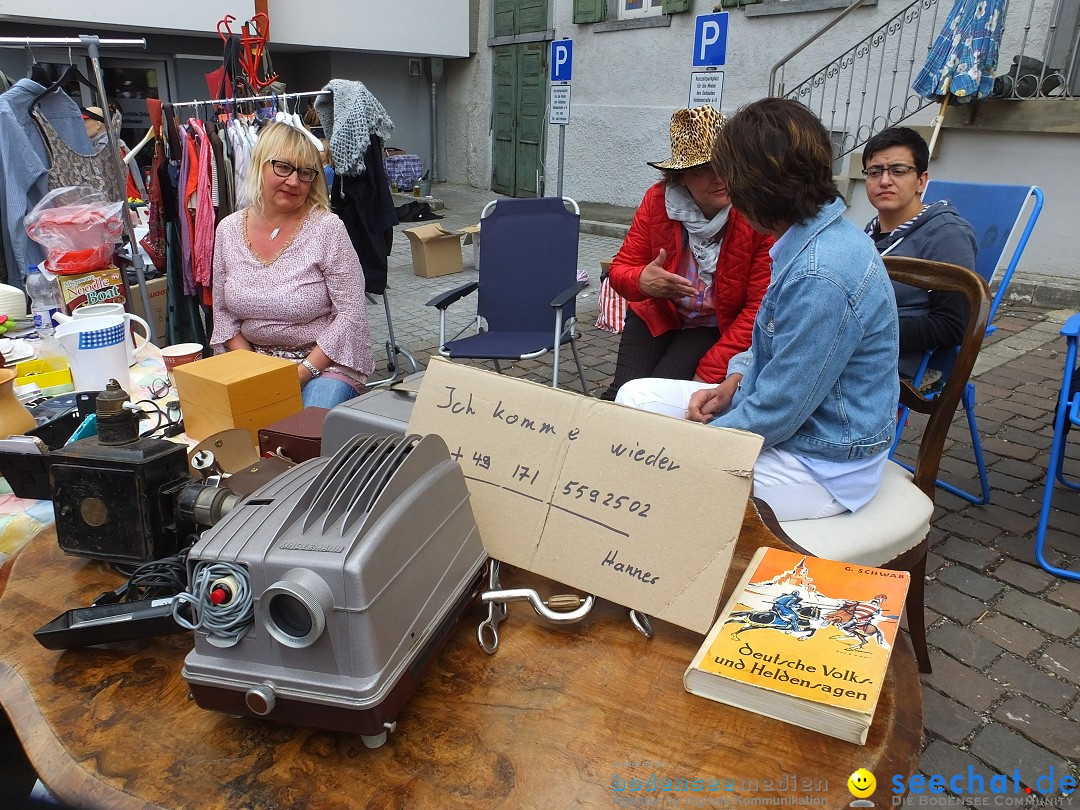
[778,461,933,567]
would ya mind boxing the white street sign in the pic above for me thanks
[689,71,724,111]
[550,83,571,125]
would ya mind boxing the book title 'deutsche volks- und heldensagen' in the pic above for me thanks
[685,547,910,745]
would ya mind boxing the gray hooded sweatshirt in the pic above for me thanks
[865,200,977,377]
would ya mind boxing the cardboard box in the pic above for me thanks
[128,277,168,343]
[57,266,125,311]
[599,257,614,280]
[173,351,303,442]
[404,223,468,278]
[460,223,481,269]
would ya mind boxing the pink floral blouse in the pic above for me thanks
[210,207,375,390]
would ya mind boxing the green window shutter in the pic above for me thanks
[662,0,692,13]
[516,0,547,33]
[573,0,605,24]
[494,0,516,38]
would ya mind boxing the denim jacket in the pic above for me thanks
[712,197,899,461]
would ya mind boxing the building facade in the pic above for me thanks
[444,0,1079,280]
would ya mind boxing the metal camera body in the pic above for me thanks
[181,433,487,747]
[46,380,228,565]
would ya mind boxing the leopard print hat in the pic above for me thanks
[647,106,727,171]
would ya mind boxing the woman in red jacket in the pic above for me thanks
[601,107,773,400]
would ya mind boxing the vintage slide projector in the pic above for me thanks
[47,381,238,565]
[181,432,487,748]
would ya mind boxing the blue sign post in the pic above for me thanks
[693,12,729,67]
[551,39,572,82]
[550,39,573,198]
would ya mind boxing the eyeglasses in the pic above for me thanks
[684,164,716,178]
[269,160,318,183]
[147,377,172,399]
[862,163,918,179]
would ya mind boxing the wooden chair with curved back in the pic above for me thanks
[777,257,991,674]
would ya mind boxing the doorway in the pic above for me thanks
[80,57,172,181]
[491,41,546,198]
[490,0,549,198]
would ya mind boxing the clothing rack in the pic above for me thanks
[0,35,158,343]
[169,89,329,110]
[171,84,419,386]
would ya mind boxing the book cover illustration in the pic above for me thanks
[693,548,909,714]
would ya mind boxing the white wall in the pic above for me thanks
[2,0,470,56]
[542,0,901,210]
[444,4,494,188]
[443,0,1076,279]
[846,123,1072,279]
[1,0,227,37]
[268,0,470,57]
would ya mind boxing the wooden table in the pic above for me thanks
[0,504,922,809]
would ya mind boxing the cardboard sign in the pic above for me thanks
[407,359,763,633]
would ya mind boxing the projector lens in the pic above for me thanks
[268,594,313,639]
[261,571,332,648]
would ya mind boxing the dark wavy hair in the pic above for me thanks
[862,126,930,174]
[711,98,838,231]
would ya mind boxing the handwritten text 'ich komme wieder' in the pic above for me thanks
[435,386,683,472]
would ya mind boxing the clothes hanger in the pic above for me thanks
[26,47,56,86]
[123,128,155,164]
[29,63,102,114]
[287,96,307,134]
[282,95,325,152]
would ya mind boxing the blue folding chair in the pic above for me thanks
[892,181,1044,504]
[1035,313,1080,582]
[426,197,589,393]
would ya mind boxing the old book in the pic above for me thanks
[684,547,910,745]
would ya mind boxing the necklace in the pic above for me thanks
[260,208,296,241]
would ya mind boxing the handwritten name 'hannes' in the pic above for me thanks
[437,386,581,441]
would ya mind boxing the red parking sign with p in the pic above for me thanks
[693,13,728,67]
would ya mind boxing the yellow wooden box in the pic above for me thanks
[173,351,303,442]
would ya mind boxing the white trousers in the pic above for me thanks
[615,378,845,521]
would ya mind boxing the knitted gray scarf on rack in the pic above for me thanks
[315,79,394,177]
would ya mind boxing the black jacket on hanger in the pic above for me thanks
[330,135,397,296]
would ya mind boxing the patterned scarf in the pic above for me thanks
[665,183,730,283]
[315,80,394,177]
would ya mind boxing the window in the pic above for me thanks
[620,0,663,19]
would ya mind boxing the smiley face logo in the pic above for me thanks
[848,768,876,798]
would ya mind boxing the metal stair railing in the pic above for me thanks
[772,0,1080,161]
[771,0,946,159]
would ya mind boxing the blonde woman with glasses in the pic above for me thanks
[210,122,374,408]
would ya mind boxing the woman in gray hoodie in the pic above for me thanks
[861,127,977,378]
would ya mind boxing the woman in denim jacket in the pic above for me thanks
[617,99,899,521]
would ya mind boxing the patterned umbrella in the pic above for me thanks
[913,0,1008,102]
